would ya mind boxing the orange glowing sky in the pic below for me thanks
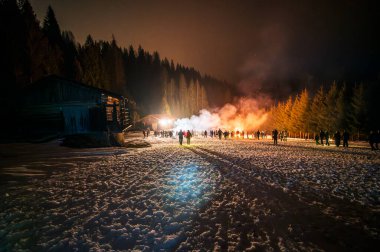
[30,0,379,87]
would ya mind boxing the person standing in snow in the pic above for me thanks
[343,130,349,147]
[325,130,330,146]
[315,134,320,145]
[186,130,192,144]
[224,130,228,140]
[369,130,376,150]
[272,129,278,145]
[218,129,223,140]
[319,130,325,146]
[334,131,341,147]
[178,130,184,145]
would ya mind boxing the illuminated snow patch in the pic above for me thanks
[165,164,214,207]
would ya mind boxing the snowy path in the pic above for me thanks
[0,138,379,251]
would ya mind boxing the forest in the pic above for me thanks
[0,0,233,121]
[262,82,379,140]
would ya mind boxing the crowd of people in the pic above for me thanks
[314,130,350,147]
[141,127,380,150]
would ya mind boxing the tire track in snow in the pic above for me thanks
[64,146,183,244]
[186,145,379,251]
[196,145,379,232]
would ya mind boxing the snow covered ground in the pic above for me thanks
[0,135,379,251]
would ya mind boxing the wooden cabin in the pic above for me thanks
[19,75,130,136]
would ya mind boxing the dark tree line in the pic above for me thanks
[263,82,380,140]
[0,0,233,119]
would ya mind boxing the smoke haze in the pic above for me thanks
[174,97,269,132]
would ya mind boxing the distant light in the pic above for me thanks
[159,118,172,126]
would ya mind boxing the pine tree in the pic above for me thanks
[178,73,189,116]
[19,0,49,84]
[309,86,325,133]
[42,5,63,75]
[42,5,62,45]
[350,83,367,140]
[283,96,293,132]
[102,36,126,94]
[79,35,106,88]
[335,83,350,131]
[188,79,197,114]
[324,81,339,131]
[61,30,80,80]
[273,102,283,130]
[289,95,300,134]
[200,85,209,109]
[298,89,311,136]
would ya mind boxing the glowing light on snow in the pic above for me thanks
[166,164,212,206]
[174,98,268,132]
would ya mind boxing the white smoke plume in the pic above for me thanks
[173,98,269,132]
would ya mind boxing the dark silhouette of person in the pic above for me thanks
[186,130,192,144]
[204,130,207,138]
[369,131,376,150]
[343,130,349,147]
[223,130,228,140]
[375,130,380,150]
[178,130,184,145]
[315,134,320,145]
[283,130,288,141]
[272,129,278,145]
[319,130,325,145]
[334,131,341,147]
[218,129,223,140]
[325,130,330,146]
[257,130,260,140]
[143,130,146,138]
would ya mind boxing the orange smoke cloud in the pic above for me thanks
[174,97,269,131]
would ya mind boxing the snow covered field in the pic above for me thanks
[0,136,379,251]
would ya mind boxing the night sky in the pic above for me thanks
[30,0,379,90]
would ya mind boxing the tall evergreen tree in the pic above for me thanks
[350,83,367,139]
[61,30,80,80]
[178,73,189,116]
[19,0,49,84]
[102,37,127,94]
[335,83,350,131]
[42,5,63,75]
[79,35,106,88]
[309,86,325,133]
[42,5,62,45]
[323,82,338,131]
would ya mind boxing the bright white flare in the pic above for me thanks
[159,119,172,127]
[173,98,268,132]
